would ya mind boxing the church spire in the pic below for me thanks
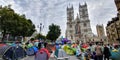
[67,6,68,10]
[72,4,73,9]
[79,3,81,8]
[68,3,71,8]
[67,3,74,22]
[84,2,87,7]
[85,2,87,5]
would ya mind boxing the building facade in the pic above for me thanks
[115,0,120,13]
[96,24,105,38]
[96,24,107,44]
[106,0,120,44]
[106,17,120,44]
[66,3,93,43]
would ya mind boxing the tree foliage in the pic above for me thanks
[46,24,61,42]
[35,33,46,40]
[0,5,35,41]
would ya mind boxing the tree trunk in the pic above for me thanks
[1,30,6,42]
[23,36,25,42]
[13,35,16,41]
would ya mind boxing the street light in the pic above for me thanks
[0,16,1,30]
[0,16,1,41]
[39,23,44,34]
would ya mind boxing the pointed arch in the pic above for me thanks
[75,23,81,34]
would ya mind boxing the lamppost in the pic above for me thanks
[0,16,1,31]
[0,16,1,41]
[39,23,44,34]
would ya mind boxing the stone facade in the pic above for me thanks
[115,0,120,13]
[66,3,93,43]
[106,17,120,44]
[96,24,107,44]
[96,24,105,38]
[106,0,120,44]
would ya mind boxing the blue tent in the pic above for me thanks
[2,46,26,60]
[110,49,120,60]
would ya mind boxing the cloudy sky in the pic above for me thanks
[0,0,118,37]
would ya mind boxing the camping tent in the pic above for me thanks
[2,46,26,60]
[54,48,69,60]
[0,45,10,58]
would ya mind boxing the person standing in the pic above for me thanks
[35,42,50,60]
[95,43,103,60]
[41,42,50,58]
[103,45,111,60]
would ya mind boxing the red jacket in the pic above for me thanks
[40,48,50,58]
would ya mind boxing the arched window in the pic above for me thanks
[84,23,87,27]
[75,23,81,34]
[84,29,87,32]
[71,35,73,40]
[69,24,72,28]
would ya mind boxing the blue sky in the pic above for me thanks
[0,0,117,37]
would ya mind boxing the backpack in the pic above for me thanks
[32,46,38,53]
[35,51,48,60]
[26,47,35,56]
[26,46,38,56]
[95,46,102,55]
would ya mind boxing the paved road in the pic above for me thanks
[69,56,79,60]
[21,56,34,60]
[21,55,79,60]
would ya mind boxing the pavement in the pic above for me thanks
[69,56,79,60]
[21,55,79,60]
[21,56,34,60]
[0,56,112,60]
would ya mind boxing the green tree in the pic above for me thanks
[0,5,35,41]
[46,24,61,42]
[35,33,46,40]
[0,6,15,41]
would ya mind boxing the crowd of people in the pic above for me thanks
[0,39,120,60]
[21,39,120,60]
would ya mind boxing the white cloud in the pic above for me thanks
[0,0,118,37]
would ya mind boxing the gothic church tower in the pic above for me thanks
[79,3,93,40]
[66,5,74,40]
[66,3,93,43]
[67,5,74,22]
